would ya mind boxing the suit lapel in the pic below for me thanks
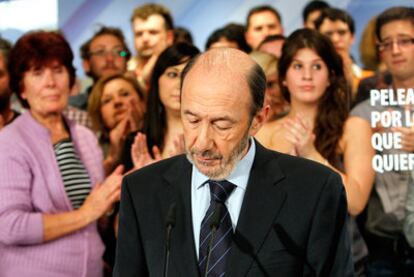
[227,142,287,276]
[162,156,200,277]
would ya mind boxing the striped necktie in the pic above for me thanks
[198,180,236,277]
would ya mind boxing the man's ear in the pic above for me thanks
[249,105,269,136]
[245,31,253,50]
[166,30,174,46]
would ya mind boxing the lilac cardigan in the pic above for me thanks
[0,112,105,277]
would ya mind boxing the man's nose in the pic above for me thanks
[141,32,151,42]
[105,52,115,62]
[331,32,341,44]
[194,124,213,151]
[391,40,403,55]
[262,27,271,36]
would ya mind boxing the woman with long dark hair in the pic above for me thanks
[130,43,200,168]
[267,28,375,275]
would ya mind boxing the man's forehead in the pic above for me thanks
[182,49,253,106]
[192,48,253,69]
[321,19,349,29]
[91,34,122,47]
[133,14,167,30]
[250,11,279,25]
[381,20,414,37]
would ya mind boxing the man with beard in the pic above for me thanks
[0,37,18,129]
[245,5,284,50]
[114,48,353,276]
[69,26,131,110]
[128,3,174,93]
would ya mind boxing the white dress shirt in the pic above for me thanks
[191,138,256,258]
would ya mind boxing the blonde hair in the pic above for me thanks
[88,73,144,133]
[130,3,173,30]
[359,16,380,71]
[249,50,278,76]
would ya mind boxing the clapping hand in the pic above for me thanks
[131,132,162,170]
[283,115,316,158]
[168,134,185,157]
[79,165,124,223]
[127,97,145,132]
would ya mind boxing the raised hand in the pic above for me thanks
[126,97,145,132]
[104,117,130,174]
[79,165,124,223]
[392,125,414,152]
[137,53,159,92]
[131,132,162,170]
[283,115,316,158]
[168,134,185,157]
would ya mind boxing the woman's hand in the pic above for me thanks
[126,97,145,132]
[80,165,124,223]
[168,134,185,157]
[131,132,162,170]
[283,115,316,158]
[136,53,159,92]
[108,117,129,161]
[392,126,414,152]
[43,165,124,242]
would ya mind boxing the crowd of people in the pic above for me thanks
[0,1,413,276]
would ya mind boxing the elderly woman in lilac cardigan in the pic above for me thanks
[0,31,123,277]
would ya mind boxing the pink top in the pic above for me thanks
[0,112,105,277]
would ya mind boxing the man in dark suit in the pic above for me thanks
[114,48,354,276]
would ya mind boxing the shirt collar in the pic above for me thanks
[193,137,256,190]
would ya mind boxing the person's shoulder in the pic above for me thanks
[0,111,27,142]
[258,142,334,177]
[124,154,188,188]
[259,146,342,193]
[267,116,285,130]
[0,113,36,161]
[263,118,288,150]
[350,98,372,121]
[280,155,343,199]
[255,119,283,148]
[67,119,100,154]
[279,151,334,177]
[71,121,95,137]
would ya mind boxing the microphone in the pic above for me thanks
[164,202,176,277]
[233,230,270,277]
[204,202,224,277]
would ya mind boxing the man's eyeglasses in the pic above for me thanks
[89,49,128,58]
[377,37,414,52]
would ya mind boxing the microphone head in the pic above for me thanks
[165,202,177,227]
[210,202,224,229]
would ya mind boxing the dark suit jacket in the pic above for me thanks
[114,142,354,276]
